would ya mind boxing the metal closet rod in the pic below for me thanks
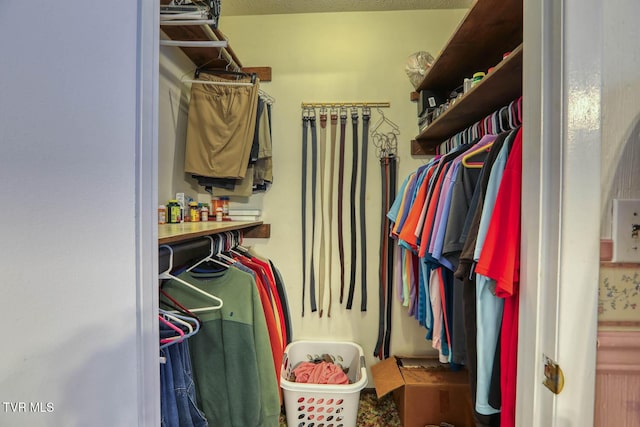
[301,102,391,109]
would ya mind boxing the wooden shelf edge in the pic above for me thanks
[411,140,437,156]
[416,0,523,92]
[242,67,272,82]
[414,44,523,147]
[243,223,271,238]
[158,221,269,245]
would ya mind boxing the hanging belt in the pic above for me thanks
[383,155,397,358]
[337,109,347,303]
[346,108,359,310]
[359,108,370,311]
[318,111,327,317]
[374,156,389,357]
[309,112,318,313]
[301,111,309,316]
[374,154,397,358]
[326,110,338,317]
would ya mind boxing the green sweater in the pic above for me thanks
[162,267,280,427]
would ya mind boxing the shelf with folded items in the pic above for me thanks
[412,43,522,155]
[158,221,270,245]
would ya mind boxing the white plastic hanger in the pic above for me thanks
[215,233,237,264]
[186,235,230,272]
[159,244,223,312]
[159,309,201,349]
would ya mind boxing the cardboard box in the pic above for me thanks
[371,356,475,427]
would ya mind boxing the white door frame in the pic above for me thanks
[520,0,601,425]
[136,0,161,425]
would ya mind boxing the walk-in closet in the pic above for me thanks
[2,0,639,426]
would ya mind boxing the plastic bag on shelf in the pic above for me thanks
[405,51,435,89]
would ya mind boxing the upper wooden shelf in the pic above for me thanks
[159,221,270,245]
[160,25,243,69]
[414,43,522,150]
[416,0,523,93]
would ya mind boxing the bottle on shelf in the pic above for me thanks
[158,204,167,225]
[189,202,200,222]
[167,200,181,224]
[200,203,209,222]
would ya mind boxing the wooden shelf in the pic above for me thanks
[158,221,269,245]
[413,44,523,152]
[416,0,523,93]
[160,25,243,69]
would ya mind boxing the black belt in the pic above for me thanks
[326,111,338,317]
[309,112,318,313]
[384,155,397,358]
[301,112,309,316]
[346,109,359,310]
[337,110,347,303]
[374,154,397,358]
[318,111,327,317]
[359,109,370,311]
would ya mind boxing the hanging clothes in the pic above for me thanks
[184,75,259,180]
[161,267,280,427]
[475,128,523,427]
[386,97,522,427]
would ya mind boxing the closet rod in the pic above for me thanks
[301,102,390,109]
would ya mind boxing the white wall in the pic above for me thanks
[0,1,153,426]
[157,9,467,375]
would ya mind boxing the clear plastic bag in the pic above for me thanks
[405,51,435,89]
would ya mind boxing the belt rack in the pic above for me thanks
[301,102,390,109]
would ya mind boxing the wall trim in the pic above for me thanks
[597,330,640,373]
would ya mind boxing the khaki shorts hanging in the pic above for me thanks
[184,74,259,179]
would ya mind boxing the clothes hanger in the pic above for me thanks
[370,108,400,136]
[159,309,200,347]
[159,312,200,350]
[215,233,237,264]
[160,309,193,335]
[159,314,184,348]
[186,235,230,272]
[159,244,224,311]
[160,288,203,323]
[461,140,494,168]
[194,67,257,84]
[229,230,252,258]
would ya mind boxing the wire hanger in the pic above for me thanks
[370,108,400,136]
[159,244,224,312]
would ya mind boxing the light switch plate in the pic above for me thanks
[612,199,640,263]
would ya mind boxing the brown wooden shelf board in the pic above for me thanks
[417,0,523,93]
[414,44,522,149]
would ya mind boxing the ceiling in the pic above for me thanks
[220,0,473,16]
